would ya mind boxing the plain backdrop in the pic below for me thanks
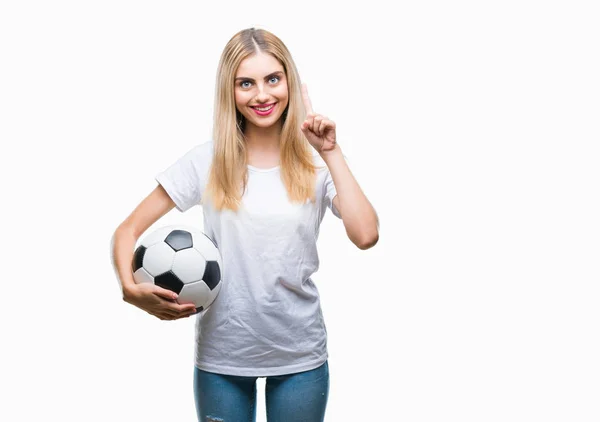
[1,1,599,421]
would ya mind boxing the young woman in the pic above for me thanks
[111,27,379,422]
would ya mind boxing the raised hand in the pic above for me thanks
[300,83,337,153]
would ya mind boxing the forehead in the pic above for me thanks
[235,52,284,76]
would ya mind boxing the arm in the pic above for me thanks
[111,184,176,299]
[321,145,379,250]
[299,84,379,250]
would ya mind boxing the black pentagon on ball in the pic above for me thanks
[132,245,146,272]
[154,271,184,294]
[165,230,193,252]
[203,261,221,290]
[195,306,204,314]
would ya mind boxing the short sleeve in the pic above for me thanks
[324,168,342,219]
[319,152,349,220]
[155,142,212,212]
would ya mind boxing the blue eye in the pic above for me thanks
[239,76,280,89]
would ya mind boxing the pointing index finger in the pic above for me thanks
[301,83,313,115]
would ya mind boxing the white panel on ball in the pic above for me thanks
[178,280,212,308]
[140,226,174,248]
[143,242,176,277]
[133,267,154,284]
[171,248,206,283]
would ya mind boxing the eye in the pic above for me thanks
[238,75,281,89]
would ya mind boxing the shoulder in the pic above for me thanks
[159,141,214,180]
[189,140,214,162]
[175,140,214,171]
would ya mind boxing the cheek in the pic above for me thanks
[276,84,289,103]
[234,92,243,107]
[234,90,250,107]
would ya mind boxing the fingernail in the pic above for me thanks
[173,293,178,299]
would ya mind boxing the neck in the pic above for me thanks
[243,120,283,153]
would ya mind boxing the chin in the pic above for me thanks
[250,115,283,127]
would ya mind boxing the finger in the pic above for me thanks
[154,286,178,301]
[165,302,196,317]
[313,115,324,135]
[318,118,327,136]
[161,307,182,318]
[174,306,197,319]
[301,83,313,115]
[174,302,198,315]
[303,114,315,132]
[318,118,330,136]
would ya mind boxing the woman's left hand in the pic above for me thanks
[300,83,337,153]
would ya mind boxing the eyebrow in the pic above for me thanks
[234,71,284,82]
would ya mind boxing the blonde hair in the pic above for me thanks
[204,27,318,212]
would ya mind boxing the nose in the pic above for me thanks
[254,83,272,103]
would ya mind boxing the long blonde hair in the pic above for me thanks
[204,27,318,212]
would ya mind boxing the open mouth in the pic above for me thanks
[250,103,276,115]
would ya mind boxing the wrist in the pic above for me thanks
[122,283,138,302]
[319,143,342,161]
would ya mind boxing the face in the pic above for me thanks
[234,51,289,130]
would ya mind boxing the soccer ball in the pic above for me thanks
[132,225,223,314]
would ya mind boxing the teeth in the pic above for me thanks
[254,104,274,111]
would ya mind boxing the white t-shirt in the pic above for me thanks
[155,140,342,376]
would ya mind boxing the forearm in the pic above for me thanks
[110,225,139,298]
[320,144,379,249]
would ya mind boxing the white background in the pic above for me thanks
[1,1,599,421]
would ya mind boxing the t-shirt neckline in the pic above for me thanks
[247,164,280,173]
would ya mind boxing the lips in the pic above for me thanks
[250,102,276,116]
[250,103,276,110]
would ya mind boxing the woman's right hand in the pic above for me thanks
[123,283,197,320]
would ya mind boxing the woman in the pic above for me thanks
[111,27,379,422]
